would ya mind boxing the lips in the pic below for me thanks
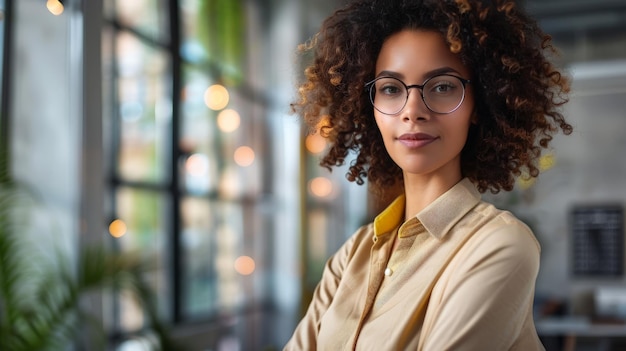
[397,133,438,148]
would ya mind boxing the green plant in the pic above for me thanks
[0,177,182,351]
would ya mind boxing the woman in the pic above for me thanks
[285,0,572,350]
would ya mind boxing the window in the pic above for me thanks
[102,0,367,349]
[103,0,279,348]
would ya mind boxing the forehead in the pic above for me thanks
[375,30,470,79]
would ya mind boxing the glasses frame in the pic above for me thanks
[364,74,471,115]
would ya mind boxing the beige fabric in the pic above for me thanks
[284,178,545,351]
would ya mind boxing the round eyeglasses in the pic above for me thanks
[365,74,471,115]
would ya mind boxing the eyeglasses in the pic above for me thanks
[365,74,471,115]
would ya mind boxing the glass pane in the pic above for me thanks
[180,66,264,198]
[306,208,328,286]
[180,0,245,83]
[180,197,219,317]
[217,87,263,199]
[181,198,268,318]
[180,0,206,64]
[113,186,171,323]
[180,66,220,195]
[114,0,169,43]
[116,31,171,183]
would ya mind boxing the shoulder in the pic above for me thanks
[471,201,539,246]
[456,201,541,268]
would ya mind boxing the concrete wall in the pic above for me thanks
[486,60,626,310]
[10,0,81,262]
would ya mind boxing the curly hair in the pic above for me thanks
[292,0,573,194]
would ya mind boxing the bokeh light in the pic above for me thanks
[46,0,64,15]
[109,219,127,238]
[234,146,255,167]
[204,84,229,110]
[185,153,209,177]
[539,152,555,171]
[517,174,537,190]
[217,109,241,133]
[218,166,239,198]
[309,177,333,198]
[305,133,327,154]
[234,256,256,276]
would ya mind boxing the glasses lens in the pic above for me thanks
[369,77,407,115]
[423,75,465,114]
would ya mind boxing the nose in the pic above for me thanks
[401,88,430,121]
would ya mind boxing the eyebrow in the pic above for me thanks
[376,66,461,80]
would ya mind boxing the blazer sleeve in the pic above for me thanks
[283,230,360,351]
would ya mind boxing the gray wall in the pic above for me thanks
[486,60,626,309]
[10,0,81,262]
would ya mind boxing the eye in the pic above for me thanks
[380,85,401,95]
[375,78,405,97]
[429,80,458,95]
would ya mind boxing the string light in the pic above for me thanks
[233,146,255,167]
[185,153,209,177]
[46,0,64,16]
[204,84,229,110]
[217,109,241,133]
[305,133,326,154]
[109,219,127,238]
[309,177,333,198]
[234,256,256,275]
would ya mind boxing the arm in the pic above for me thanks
[283,231,360,351]
[421,219,542,351]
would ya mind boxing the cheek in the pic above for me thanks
[373,115,394,148]
[373,114,388,135]
[449,109,474,145]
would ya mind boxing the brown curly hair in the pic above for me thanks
[292,0,573,194]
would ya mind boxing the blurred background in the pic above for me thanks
[1,0,626,350]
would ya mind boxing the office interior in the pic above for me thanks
[1,0,626,350]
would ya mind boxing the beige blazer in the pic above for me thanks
[284,178,545,351]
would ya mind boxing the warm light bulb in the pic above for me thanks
[47,0,64,15]
[234,256,256,276]
[204,84,229,110]
[217,109,241,133]
[305,133,327,154]
[185,153,209,177]
[233,146,255,167]
[309,177,333,198]
[109,219,127,238]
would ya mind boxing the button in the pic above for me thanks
[384,267,393,276]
